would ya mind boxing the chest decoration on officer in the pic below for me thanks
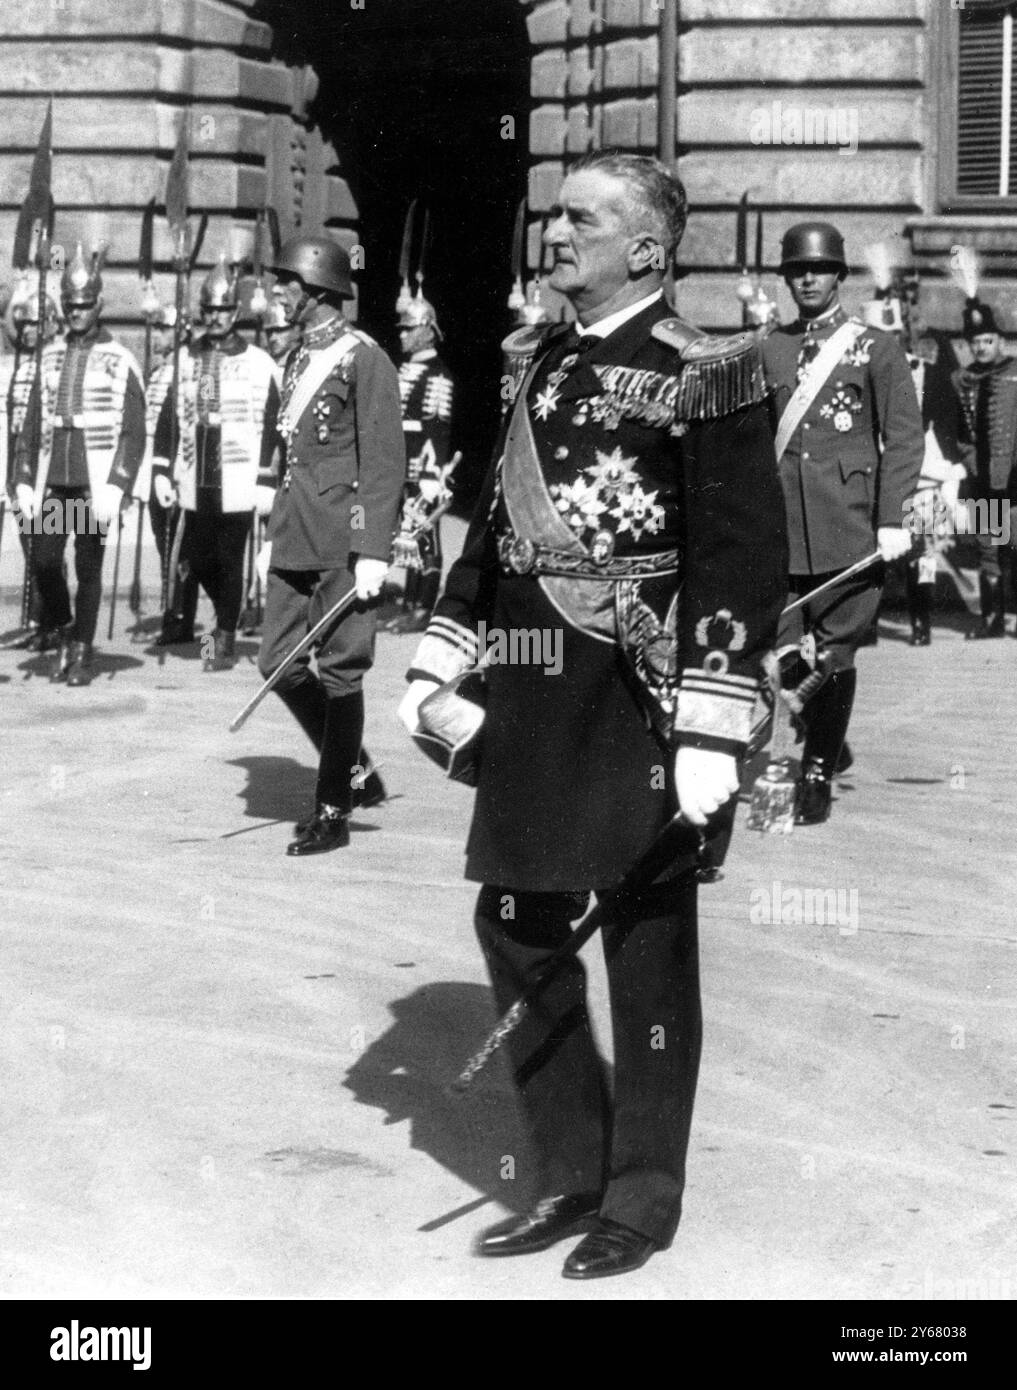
[548,446,666,546]
[313,397,331,443]
[820,383,863,433]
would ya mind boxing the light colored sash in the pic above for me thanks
[774,319,864,462]
[278,331,359,443]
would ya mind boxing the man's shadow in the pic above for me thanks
[345,983,538,1220]
[224,755,384,835]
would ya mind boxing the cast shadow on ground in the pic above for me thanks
[13,651,145,681]
[344,982,539,1225]
[224,755,384,837]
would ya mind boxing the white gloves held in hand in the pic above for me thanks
[674,746,739,827]
[153,474,175,509]
[398,679,440,734]
[15,484,35,521]
[254,484,275,520]
[354,556,389,602]
[876,526,912,563]
[92,483,125,529]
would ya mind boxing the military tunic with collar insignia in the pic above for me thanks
[760,304,924,574]
[269,318,405,570]
[408,297,788,892]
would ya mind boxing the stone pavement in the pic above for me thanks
[0,514,1013,1300]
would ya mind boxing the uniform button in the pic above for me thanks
[554,446,569,460]
[802,422,810,429]
[802,452,810,459]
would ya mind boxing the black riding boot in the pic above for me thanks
[967,574,1005,639]
[276,677,328,751]
[287,690,364,855]
[796,669,857,826]
[157,570,200,644]
[906,568,932,646]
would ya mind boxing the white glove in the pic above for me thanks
[92,483,124,529]
[256,540,272,587]
[15,483,35,522]
[398,678,441,735]
[876,526,912,563]
[153,473,175,509]
[255,484,275,519]
[354,556,390,602]
[674,746,739,827]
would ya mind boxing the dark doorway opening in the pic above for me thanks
[255,0,531,508]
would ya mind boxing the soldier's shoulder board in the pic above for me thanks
[652,318,767,419]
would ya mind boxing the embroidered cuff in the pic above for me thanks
[407,615,479,685]
[675,669,759,747]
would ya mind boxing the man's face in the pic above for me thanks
[63,297,101,336]
[399,323,434,358]
[201,304,237,341]
[544,170,653,314]
[275,274,317,326]
[970,332,1003,366]
[783,262,842,319]
[265,325,299,364]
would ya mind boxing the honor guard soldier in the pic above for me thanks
[263,294,300,368]
[146,304,200,646]
[152,255,280,670]
[14,246,145,687]
[3,270,64,647]
[258,235,405,856]
[400,152,787,1278]
[760,222,924,824]
[951,296,1017,639]
[388,285,455,633]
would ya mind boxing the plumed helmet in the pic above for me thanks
[199,253,239,310]
[962,297,1000,338]
[397,291,440,333]
[271,235,353,299]
[779,221,847,273]
[8,269,63,326]
[61,242,105,306]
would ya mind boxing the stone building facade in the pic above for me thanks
[0,0,1013,358]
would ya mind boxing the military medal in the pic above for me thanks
[533,384,560,421]
[313,397,331,442]
[833,410,853,432]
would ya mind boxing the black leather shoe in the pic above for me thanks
[475,1193,601,1257]
[203,628,236,672]
[835,740,853,775]
[294,768,387,835]
[155,619,195,646]
[12,625,59,653]
[286,805,350,856]
[795,765,833,825]
[49,627,76,683]
[909,621,931,647]
[562,1219,658,1280]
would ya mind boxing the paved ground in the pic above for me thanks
[0,513,1014,1301]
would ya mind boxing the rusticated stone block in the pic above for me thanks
[530,105,567,157]
[526,0,568,47]
[531,49,567,100]
[679,26,923,84]
[565,105,591,155]
[529,160,565,213]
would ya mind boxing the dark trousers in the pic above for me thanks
[31,486,107,644]
[474,875,701,1248]
[972,492,1015,591]
[259,565,378,813]
[181,503,251,633]
[778,567,883,670]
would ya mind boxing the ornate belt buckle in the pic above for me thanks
[507,537,537,574]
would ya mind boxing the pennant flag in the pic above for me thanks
[13,100,53,269]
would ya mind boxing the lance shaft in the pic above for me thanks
[21,226,49,628]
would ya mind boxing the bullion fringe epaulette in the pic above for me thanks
[649,318,768,421]
[501,323,568,403]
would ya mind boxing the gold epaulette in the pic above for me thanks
[651,317,767,420]
[500,323,567,359]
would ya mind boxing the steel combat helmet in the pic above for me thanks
[271,236,353,299]
[779,221,847,276]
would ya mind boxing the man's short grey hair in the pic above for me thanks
[568,150,688,260]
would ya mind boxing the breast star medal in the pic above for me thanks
[533,384,560,421]
[833,410,853,432]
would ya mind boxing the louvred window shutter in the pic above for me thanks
[958,2,1017,197]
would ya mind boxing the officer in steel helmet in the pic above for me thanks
[760,222,923,824]
[256,235,405,855]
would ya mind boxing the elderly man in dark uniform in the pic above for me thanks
[760,223,924,824]
[951,296,1017,639]
[258,236,405,856]
[400,151,787,1279]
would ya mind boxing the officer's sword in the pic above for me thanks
[450,811,731,1096]
[780,548,883,618]
[228,585,359,732]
